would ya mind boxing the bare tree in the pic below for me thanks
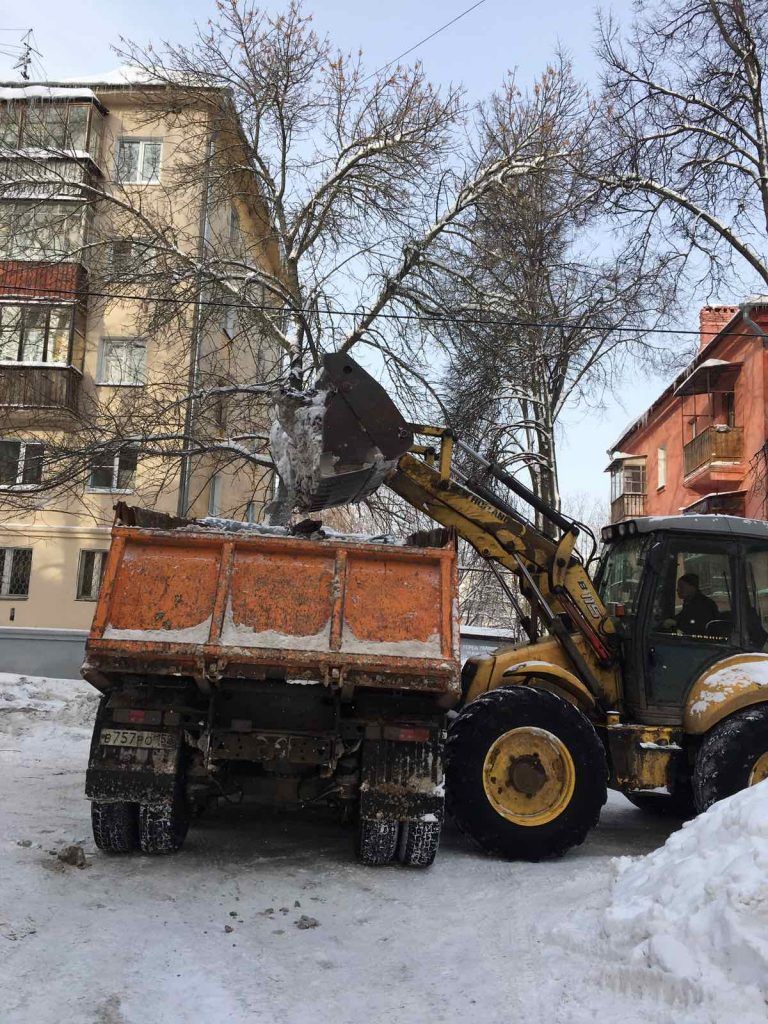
[596,0,768,293]
[426,60,681,525]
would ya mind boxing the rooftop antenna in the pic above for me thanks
[13,30,41,81]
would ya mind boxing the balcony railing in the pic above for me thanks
[0,364,81,414]
[610,492,646,522]
[683,425,743,477]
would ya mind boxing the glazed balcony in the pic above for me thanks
[0,363,81,414]
[683,425,743,491]
[610,492,646,523]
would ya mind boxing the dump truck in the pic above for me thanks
[271,353,768,860]
[82,504,459,867]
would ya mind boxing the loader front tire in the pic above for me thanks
[694,704,768,812]
[356,817,398,866]
[91,801,140,854]
[446,686,607,861]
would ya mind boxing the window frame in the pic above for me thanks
[0,302,74,365]
[87,447,138,493]
[0,546,32,599]
[114,137,163,185]
[76,548,108,601]
[96,336,147,386]
[0,439,44,489]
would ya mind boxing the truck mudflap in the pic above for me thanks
[359,727,445,822]
[85,700,184,806]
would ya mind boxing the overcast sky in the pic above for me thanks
[0,0,690,508]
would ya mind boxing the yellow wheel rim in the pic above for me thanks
[748,751,768,786]
[482,726,576,827]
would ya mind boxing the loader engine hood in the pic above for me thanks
[270,353,414,512]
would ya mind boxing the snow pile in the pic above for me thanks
[0,673,97,737]
[604,781,768,1017]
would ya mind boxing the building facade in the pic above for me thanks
[0,74,279,670]
[607,302,768,523]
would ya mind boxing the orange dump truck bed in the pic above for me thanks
[84,510,460,698]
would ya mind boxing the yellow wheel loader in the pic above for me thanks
[273,353,768,860]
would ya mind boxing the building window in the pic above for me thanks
[76,549,107,600]
[208,475,221,516]
[611,461,646,501]
[229,205,241,246]
[222,302,237,338]
[0,547,32,598]
[88,447,138,491]
[0,303,73,364]
[115,138,162,184]
[657,446,667,489]
[0,440,43,488]
[0,101,94,154]
[97,337,146,385]
[0,200,84,260]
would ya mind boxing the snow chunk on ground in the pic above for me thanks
[604,781,768,1018]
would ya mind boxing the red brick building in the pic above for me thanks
[607,301,768,522]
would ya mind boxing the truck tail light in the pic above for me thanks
[127,709,147,723]
[383,725,431,743]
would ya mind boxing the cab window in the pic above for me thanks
[743,544,768,651]
[651,545,733,641]
[596,536,647,614]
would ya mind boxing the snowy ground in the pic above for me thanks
[0,674,762,1024]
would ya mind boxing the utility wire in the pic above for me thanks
[362,0,488,83]
[0,278,762,340]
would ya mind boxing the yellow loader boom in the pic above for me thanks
[273,353,619,709]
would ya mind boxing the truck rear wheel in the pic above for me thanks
[91,801,140,854]
[357,818,399,866]
[694,704,768,812]
[446,686,607,860]
[397,820,441,867]
[139,795,191,855]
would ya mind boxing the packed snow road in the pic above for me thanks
[0,675,762,1024]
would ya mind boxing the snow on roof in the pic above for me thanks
[0,85,97,102]
[58,66,159,87]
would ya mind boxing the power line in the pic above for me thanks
[362,0,488,83]
[0,277,761,340]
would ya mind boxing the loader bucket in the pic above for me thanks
[270,353,414,512]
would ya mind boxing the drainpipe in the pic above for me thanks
[740,298,768,345]
[178,129,217,517]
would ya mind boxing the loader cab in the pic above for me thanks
[596,515,768,724]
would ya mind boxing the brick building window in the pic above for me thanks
[76,549,107,600]
[0,440,43,487]
[0,547,32,598]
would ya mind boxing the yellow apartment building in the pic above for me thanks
[0,72,280,674]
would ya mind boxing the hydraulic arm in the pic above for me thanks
[272,353,619,706]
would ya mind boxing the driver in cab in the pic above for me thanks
[660,572,719,636]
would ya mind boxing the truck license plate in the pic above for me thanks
[100,729,175,750]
